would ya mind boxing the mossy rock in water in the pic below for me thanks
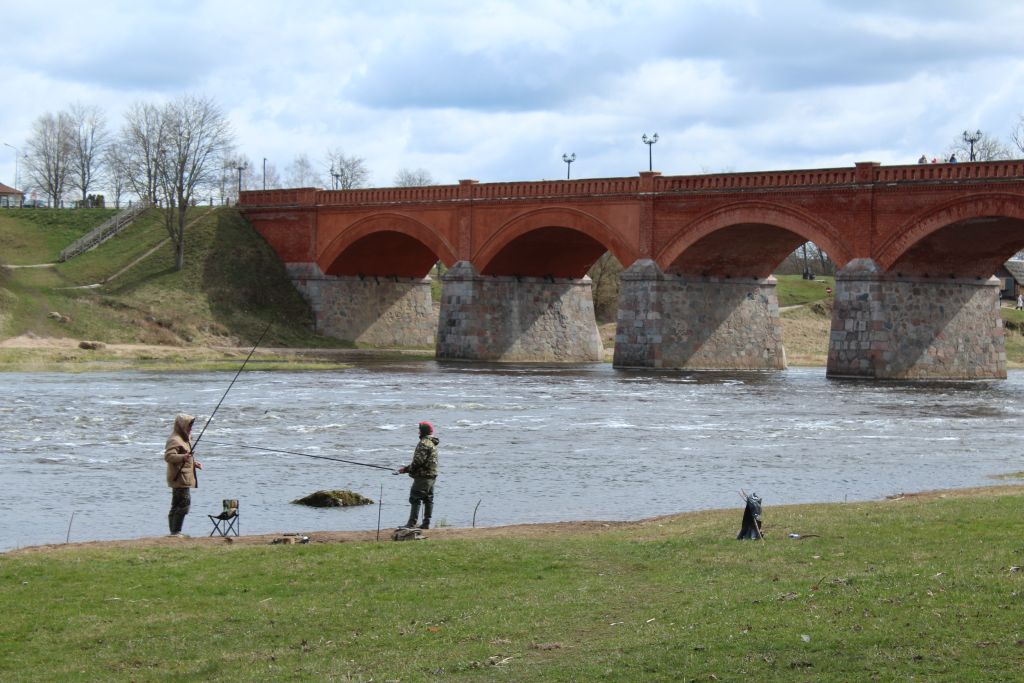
[292,489,374,507]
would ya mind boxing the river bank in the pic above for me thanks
[4,485,1023,681]
[2,331,1020,372]
[7,482,1022,557]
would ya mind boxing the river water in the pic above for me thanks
[2,364,1022,551]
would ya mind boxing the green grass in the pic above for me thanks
[0,208,116,264]
[775,274,836,307]
[0,207,353,349]
[1,490,1023,681]
[1004,307,1024,363]
[56,208,171,285]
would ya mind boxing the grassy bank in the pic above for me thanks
[2,487,1023,681]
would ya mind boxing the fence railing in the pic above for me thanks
[58,202,151,262]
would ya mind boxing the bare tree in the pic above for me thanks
[394,167,435,187]
[120,101,165,204]
[154,94,233,270]
[24,110,75,207]
[285,153,323,188]
[1012,115,1024,158]
[68,103,109,205]
[779,242,834,276]
[262,161,282,190]
[102,140,128,208]
[325,148,369,189]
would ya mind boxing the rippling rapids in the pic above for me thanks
[2,364,1021,551]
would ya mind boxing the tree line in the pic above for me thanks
[16,95,436,270]
[17,96,436,212]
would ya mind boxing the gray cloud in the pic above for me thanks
[1,0,1024,191]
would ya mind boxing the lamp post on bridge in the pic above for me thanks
[962,129,981,162]
[235,162,247,199]
[262,157,267,191]
[562,153,576,179]
[330,164,341,190]
[642,133,659,171]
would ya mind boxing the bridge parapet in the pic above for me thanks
[240,161,1024,210]
[871,160,1024,183]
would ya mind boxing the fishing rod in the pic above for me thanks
[191,321,273,452]
[174,321,272,483]
[201,439,397,472]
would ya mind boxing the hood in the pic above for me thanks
[172,414,195,441]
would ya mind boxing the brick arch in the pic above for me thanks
[474,207,636,278]
[876,192,1024,274]
[318,212,457,278]
[656,201,851,277]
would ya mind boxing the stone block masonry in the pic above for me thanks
[614,260,786,370]
[828,259,1006,379]
[285,263,437,347]
[437,261,603,362]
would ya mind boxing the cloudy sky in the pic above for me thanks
[2,0,1024,191]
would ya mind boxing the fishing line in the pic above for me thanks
[202,438,397,472]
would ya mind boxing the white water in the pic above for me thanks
[2,364,1022,551]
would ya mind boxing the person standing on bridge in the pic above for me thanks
[397,421,439,530]
[164,414,202,537]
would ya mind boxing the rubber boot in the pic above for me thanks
[170,512,186,536]
[168,512,177,535]
[420,501,433,529]
[405,501,421,529]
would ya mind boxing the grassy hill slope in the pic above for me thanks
[0,207,349,349]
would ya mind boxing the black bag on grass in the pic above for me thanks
[737,493,763,540]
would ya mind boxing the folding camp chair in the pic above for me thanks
[208,499,239,537]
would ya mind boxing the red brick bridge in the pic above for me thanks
[239,161,1024,379]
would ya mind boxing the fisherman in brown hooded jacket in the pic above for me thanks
[164,414,202,536]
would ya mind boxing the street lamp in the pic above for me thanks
[330,164,342,190]
[262,157,267,191]
[562,153,576,180]
[962,129,982,161]
[235,162,247,197]
[642,133,659,171]
[2,142,18,190]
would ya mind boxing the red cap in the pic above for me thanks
[418,421,434,435]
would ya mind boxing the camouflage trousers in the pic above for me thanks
[407,477,436,525]
[409,477,435,506]
[170,487,192,516]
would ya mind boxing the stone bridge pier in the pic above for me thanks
[286,263,437,348]
[613,260,786,370]
[436,261,603,362]
[827,259,1006,379]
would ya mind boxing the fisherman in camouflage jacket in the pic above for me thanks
[398,421,439,529]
